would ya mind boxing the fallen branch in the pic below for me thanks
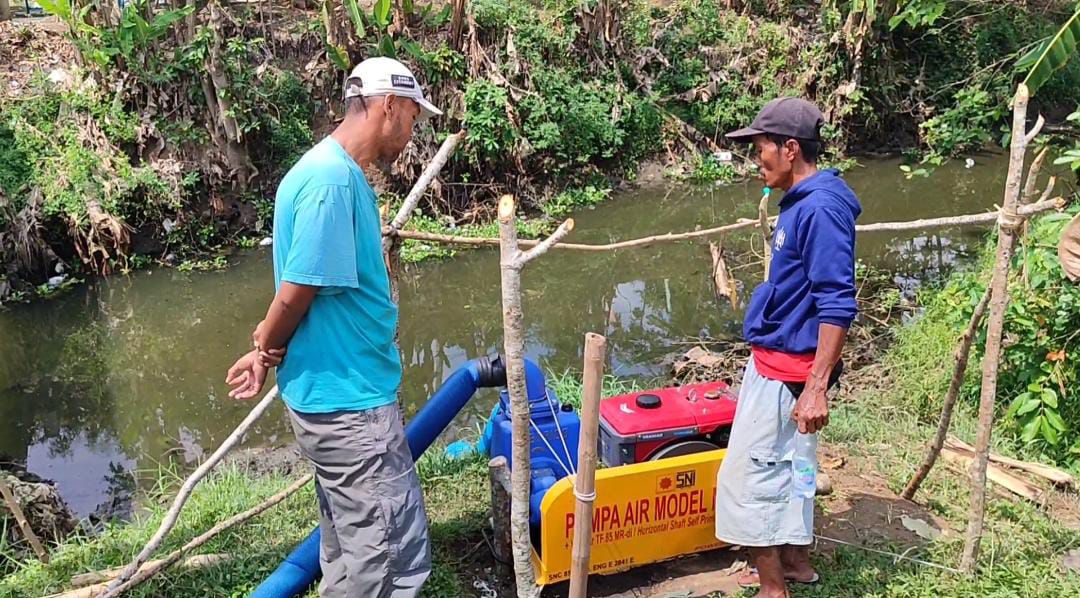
[0,477,49,563]
[945,437,1073,488]
[66,554,232,594]
[386,199,1065,252]
[101,386,281,596]
[902,284,992,501]
[101,474,312,596]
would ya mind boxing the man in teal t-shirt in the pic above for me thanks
[225,57,442,598]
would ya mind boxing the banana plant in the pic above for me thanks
[1016,6,1080,95]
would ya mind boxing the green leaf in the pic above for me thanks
[403,0,416,15]
[1041,388,1059,409]
[1046,410,1067,432]
[37,0,72,21]
[1018,397,1042,416]
[1019,9,1080,96]
[378,35,398,59]
[343,0,366,39]
[1007,392,1031,418]
[1041,417,1060,445]
[1027,382,1043,392]
[374,0,393,28]
[1022,415,1043,442]
[327,44,350,71]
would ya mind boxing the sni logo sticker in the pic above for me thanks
[774,227,787,251]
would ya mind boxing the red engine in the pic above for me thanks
[598,381,738,466]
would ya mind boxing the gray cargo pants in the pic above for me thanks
[288,403,431,598]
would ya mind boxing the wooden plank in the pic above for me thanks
[946,436,1073,487]
[941,447,1042,502]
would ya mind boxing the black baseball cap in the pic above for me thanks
[726,97,824,142]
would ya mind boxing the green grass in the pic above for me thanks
[0,451,492,598]
[5,353,1078,597]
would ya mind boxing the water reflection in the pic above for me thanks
[0,156,1016,512]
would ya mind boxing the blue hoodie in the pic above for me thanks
[743,169,862,354]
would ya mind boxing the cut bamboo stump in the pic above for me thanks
[488,456,513,567]
[569,333,607,598]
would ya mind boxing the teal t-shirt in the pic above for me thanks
[272,137,401,414]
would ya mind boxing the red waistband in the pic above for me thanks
[751,345,815,382]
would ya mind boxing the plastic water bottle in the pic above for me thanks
[792,432,818,499]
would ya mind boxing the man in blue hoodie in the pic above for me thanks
[713,98,861,598]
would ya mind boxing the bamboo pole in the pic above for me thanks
[101,386,281,596]
[497,195,574,598]
[102,474,311,596]
[387,198,1064,252]
[758,188,772,281]
[960,83,1036,572]
[901,285,992,500]
[569,333,607,598]
[0,478,49,563]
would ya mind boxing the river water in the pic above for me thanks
[0,156,1011,517]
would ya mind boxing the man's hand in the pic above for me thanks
[226,350,270,400]
[792,386,829,434]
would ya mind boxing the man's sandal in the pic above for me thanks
[735,567,821,589]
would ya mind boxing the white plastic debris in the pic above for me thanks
[162,218,176,233]
[965,158,975,169]
[715,150,734,162]
[46,275,66,288]
[259,237,273,247]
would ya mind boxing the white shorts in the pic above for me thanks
[714,358,815,546]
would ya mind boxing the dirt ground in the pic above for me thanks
[526,442,1080,598]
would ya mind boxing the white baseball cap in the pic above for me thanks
[344,57,442,120]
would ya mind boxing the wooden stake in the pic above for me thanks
[960,83,1034,573]
[488,456,512,566]
[569,333,607,598]
[758,188,772,281]
[902,285,992,500]
[0,477,49,563]
[497,195,574,598]
[101,386,281,596]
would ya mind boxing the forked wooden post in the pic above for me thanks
[497,194,574,598]
[488,456,513,566]
[569,333,607,598]
[960,83,1040,572]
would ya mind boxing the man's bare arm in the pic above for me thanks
[254,282,319,355]
[792,323,847,434]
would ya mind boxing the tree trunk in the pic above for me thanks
[204,0,256,190]
[959,83,1034,572]
[488,456,512,567]
[1,0,11,22]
